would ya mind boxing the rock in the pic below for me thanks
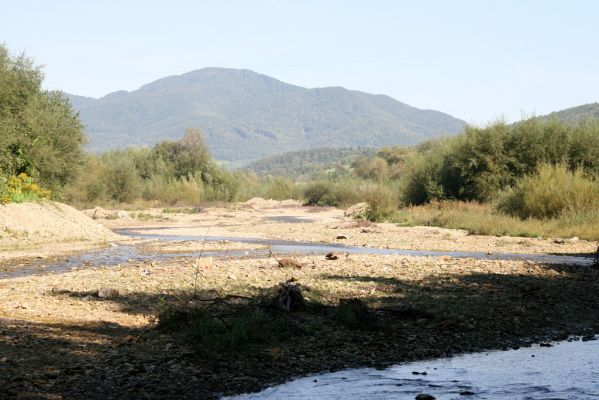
[459,391,476,396]
[336,234,349,240]
[116,210,129,218]
[553,238,565,244]
[277,258,304,269]
[416,394,436,400]
[344,202,368,218]
[325,252,339,260]
[568,236,579,243]
[97,288,120,298]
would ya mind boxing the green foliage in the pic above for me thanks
[394,201,599,240]
[353,156,389,181]
[0,45,85,195]
[399,118,599,204]
[0,173,51,204]
[244,147,375,180]
[158,304,295,357]
[103,156,142,203]
[497,164,599,219]
[334,298,375,329]
[360,184,397,222]
[149,129,211,179]
[303,182,343,207]
[65,129,241,206]
[68,68,465,162]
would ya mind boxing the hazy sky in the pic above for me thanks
[2,0,598,124]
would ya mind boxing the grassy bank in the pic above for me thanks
[391,201,599,241]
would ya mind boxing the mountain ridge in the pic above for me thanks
[67,67,467,163]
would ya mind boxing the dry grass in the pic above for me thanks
[394,201,599,240]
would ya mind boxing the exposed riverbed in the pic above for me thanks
[1,204,598,399]
[1,228,594,280]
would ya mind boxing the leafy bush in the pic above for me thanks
[0,172,51,204]
[398,118,599,204]
[0,45,85,194]
[497,164,599,219]
[361,183,397,222]
[334,298,375,329]
[303,182,342,206]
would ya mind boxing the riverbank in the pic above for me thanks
[1,250,598,399]
[99,203,597,256]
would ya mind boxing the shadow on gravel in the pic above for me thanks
[2,264,599,400]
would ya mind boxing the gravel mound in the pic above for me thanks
[0,201,120,246]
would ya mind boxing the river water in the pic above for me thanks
[1,228,594,280]
[228,338,599,400]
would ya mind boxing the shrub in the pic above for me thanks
[399,118,599,205]
[104,157,142,203]
[497,164,599,219]
[0,45,85,193]
[303,182,341,206]
[0,172,51,204]
[334,298,375,329]
[361,183,397,222]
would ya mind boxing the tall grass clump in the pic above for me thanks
[361,183,397,222]
[497,163,599,219]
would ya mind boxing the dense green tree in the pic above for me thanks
[150,128,211,179]
[0,45,85,193]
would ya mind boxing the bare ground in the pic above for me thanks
[1,202,598,399]
[101,202,597,255]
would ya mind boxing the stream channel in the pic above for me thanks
[3,227,594,280]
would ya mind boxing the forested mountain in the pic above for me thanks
[540,102,599,124]
[67,68,466,163]
[243,147,376,178]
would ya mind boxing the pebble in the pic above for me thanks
[98,288,120,298]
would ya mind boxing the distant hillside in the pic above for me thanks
[244,147,376,179]
[68,68,466,163]
[539,102,599,124]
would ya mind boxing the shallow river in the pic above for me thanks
[228,338,599,400]
[1,228,594,280]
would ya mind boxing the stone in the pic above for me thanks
[325,252,339,260]
[97,288,120,298]
[116,210,129,218]
[415,394,436,400]
[344,202,368,218]
[336,234,349,240]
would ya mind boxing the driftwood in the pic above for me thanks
[272,279,305,312]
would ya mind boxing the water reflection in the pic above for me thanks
[228,339,599,399]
